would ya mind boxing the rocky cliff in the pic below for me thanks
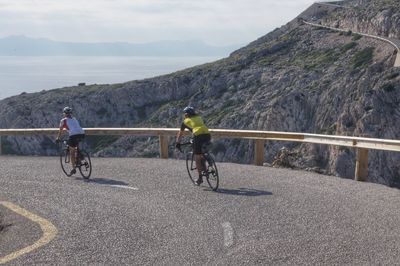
[321,0,400,38]
[1,0,400,187]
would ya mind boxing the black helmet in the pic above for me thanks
[63,106,72,114]
[183,106,196,116]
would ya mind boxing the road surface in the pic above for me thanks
[1,156,400,265]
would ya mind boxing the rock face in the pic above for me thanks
[1,0,400,187]
[321,0,400,38]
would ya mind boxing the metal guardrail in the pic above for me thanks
[1,128,400,182]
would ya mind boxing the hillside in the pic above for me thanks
[0,0,400,187]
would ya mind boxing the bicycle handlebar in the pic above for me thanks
[172,141,192,153]
[179,142,192,146]
[55,138,68,144]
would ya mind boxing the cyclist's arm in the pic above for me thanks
[176,131,183,143]
[56,120,66,140]
[176,122,189,143]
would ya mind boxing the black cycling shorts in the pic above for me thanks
[193,134,211,155]
[68,134,85,147]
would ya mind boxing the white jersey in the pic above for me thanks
[59,117,85,136]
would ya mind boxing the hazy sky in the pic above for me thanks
[0,0,317,46]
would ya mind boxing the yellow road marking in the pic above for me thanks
[0,201,58,264]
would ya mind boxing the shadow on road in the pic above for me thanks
[0,221,12,232]
[75,177,129,186]
[208,188,273,196]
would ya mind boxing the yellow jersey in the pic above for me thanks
[181,115,209,136]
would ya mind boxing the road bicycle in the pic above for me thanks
[58,139,92,179]
[177,139,219,191]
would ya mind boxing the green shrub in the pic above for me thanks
[382,82,396,92]
[386,72,400,80]
[96,107,108,116]
[323,123,337,135]
[258,56,277,66]
[352,34,362,41]
[86,135,119,152]
[212,142,226,154]
[345,120,354,128]
[1,138,17,154]
[136,107,146,119]
[339,146,350,153]
[143,150,158,158]
[341,42,357,52]
[304,64,317,71]
[345,30,353,36]
[352,47,374,69]
[319,49,340,64]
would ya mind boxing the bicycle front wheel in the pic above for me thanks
[60,148,73,177]
[204,154,219,191]
[78,150,92,179]
[185,152,197,184]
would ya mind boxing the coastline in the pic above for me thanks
[0,55,221,100]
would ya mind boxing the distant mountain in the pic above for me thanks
[0,35,240,57]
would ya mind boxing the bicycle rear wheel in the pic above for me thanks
[185,152,197,184]
[60,148,73,177]
[78,150,92,179]
[204,153,219,191]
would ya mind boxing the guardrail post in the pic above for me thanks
[355,148,368,181]
[159,135,169,159]
[254,139,265,166]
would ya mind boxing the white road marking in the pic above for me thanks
[107,185,139,190]
[222,222,234,248]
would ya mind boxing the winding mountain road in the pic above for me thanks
[303,1,400,67]
[1,156,400,265]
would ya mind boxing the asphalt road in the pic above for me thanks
[1,156,400,265]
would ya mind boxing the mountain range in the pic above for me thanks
[0,35,240,57]
[0,0,400,187]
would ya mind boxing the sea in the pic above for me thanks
[0,56,221,100]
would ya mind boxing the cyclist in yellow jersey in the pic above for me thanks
[176,106,211,185]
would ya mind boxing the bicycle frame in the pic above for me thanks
[59,138,92,179]
[177,138,219,190]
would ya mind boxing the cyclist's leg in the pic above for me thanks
[69,146,78,168]
[194,155,203,173]
[193,134,211,178]
[76,134,85,159]
[200,134,212,169]
[201,135,212,154]
[193,136,205,183]
[68,135,81,170]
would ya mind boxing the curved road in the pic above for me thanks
[305,2,400,67]
[1,156,400,265]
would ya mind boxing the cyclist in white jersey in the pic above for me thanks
[56,107,85,175]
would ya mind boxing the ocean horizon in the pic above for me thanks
[0,55,221,100]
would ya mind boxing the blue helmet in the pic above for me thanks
[63,106,72,114]
[183,106,196,116]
